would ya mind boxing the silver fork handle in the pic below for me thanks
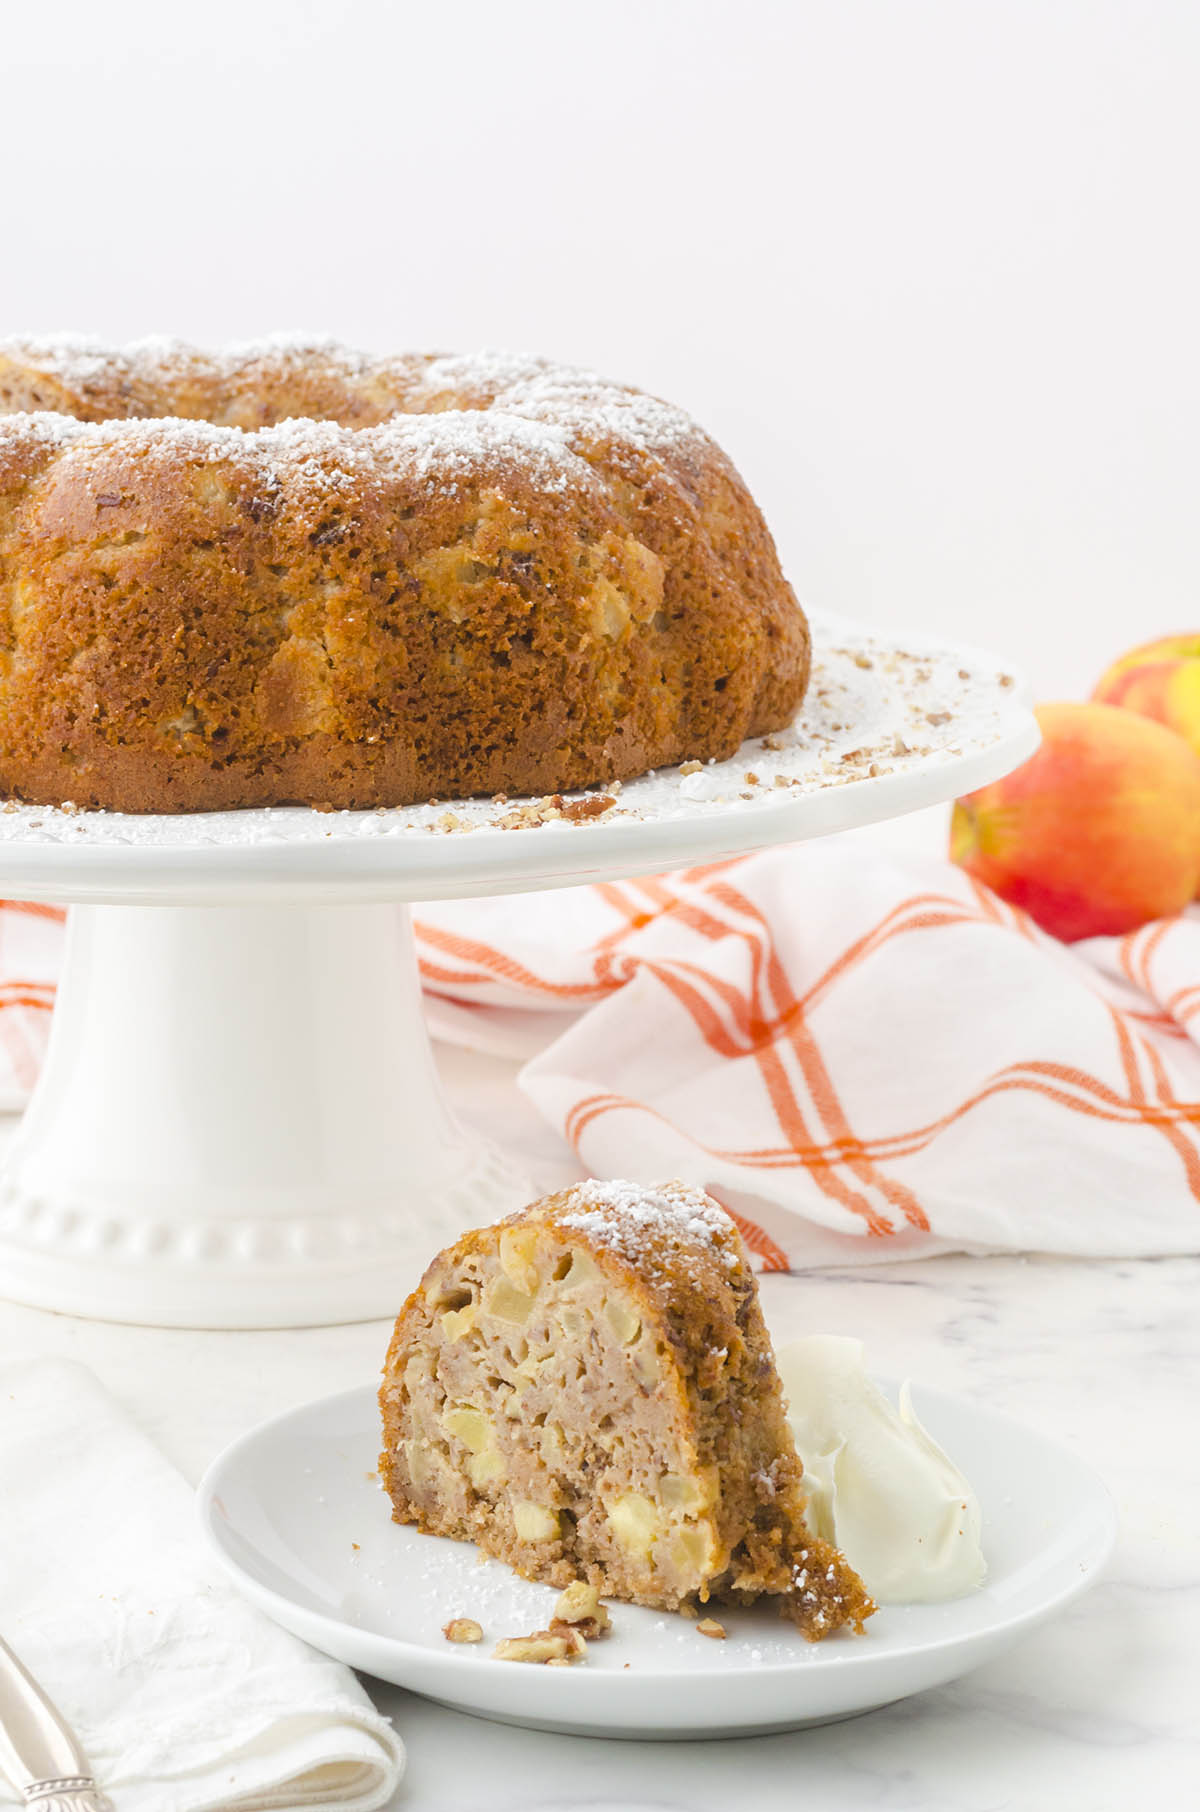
[21,1780,114,1811]
[0,1637,112,1811]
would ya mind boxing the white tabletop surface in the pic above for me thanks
[0,815,1193,1812]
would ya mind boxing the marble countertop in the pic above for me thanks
[1,1023,1195,1812]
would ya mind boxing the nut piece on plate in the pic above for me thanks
[442,1617,483,1644]
[493,1625,588,1665]
[378,1179,873,1641]
[696,1617,727,1639]
[552,1580,613,1640]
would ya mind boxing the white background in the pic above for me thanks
[3,0,1198,700]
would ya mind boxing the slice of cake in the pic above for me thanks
[378,1180,874,1639]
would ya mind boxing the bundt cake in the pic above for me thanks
[379,1180,873,1641]
[0,336,810,812]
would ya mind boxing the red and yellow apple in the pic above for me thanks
[1092,634,1200,756]
[950,701,1200,941]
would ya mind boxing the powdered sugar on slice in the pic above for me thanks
[560,1178,740,1271]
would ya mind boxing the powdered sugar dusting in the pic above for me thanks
[560,1178,740,1272]
[412,348,700,459]
[0,405,596,507]
[368,411,594,498]
[0,336,702,473]
[0,333,128,387]
[0,410,87,454]
[0,332,376,391]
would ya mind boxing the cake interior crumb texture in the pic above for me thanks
[379,1180,873,1640]
[0,338,810,812]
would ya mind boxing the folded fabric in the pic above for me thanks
[0,1360,404,1812]
[0,899,62,1112]
[414,842,1200,1264]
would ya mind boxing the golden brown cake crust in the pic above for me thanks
[378,1180,872,1641]
[0,338,810,812]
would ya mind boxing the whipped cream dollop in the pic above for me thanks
[775,1335,986,1604]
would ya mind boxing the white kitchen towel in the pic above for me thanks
[414,842,1200,1265]
[7,838,1200,1266]
[0,1359,404,1812]
[0,900,61,1112]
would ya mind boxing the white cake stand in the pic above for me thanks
[0,612,1036,1329]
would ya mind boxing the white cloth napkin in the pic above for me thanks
[415,842,1200,1265]
[0,1359,404,1812]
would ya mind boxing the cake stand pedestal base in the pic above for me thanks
[0,902,533,1328]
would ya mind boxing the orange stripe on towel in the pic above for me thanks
[0,901,67,923]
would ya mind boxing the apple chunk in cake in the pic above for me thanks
[378,1180,873,1640]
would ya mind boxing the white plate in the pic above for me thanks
[197,1381,1116,1740]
